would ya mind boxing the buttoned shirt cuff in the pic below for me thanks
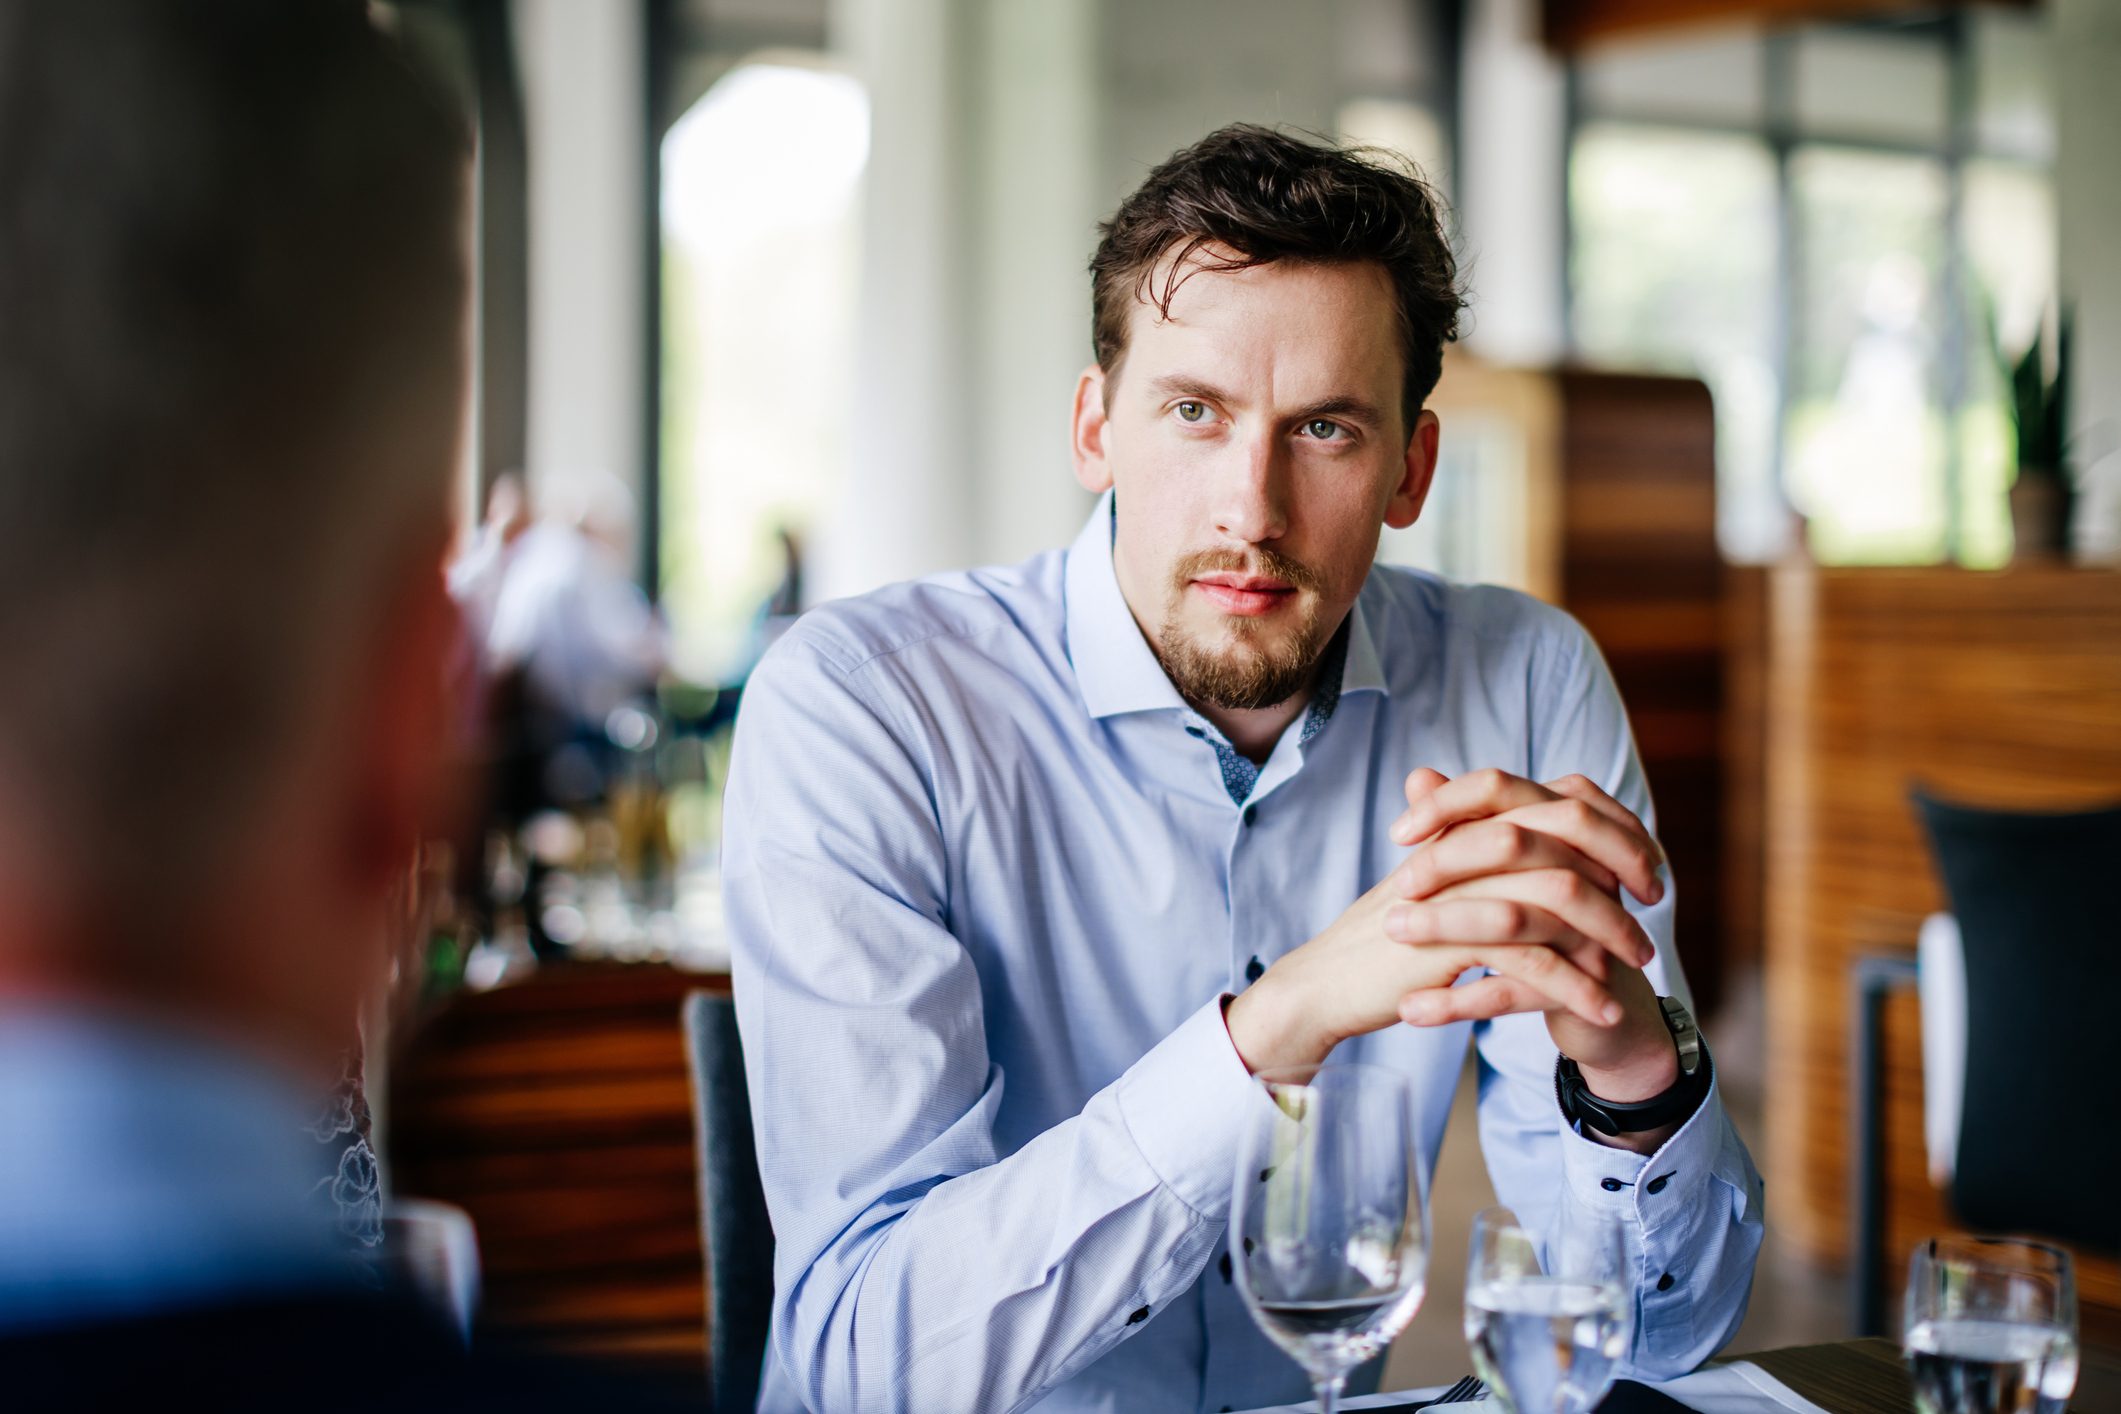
[1557,1070,1757,1362]
[1557,1069,1729,1219]
[1111,994,1268,1221]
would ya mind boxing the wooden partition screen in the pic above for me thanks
[1552,370,1730,1017]
[1763,563,2121,1310]
[387,961,721,1379]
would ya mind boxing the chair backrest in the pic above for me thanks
[682,990,776,1414]
[1913,790,2121,1251]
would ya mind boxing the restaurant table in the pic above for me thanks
[1235,1337,2121,1413]
[1746,1336,2120,1414]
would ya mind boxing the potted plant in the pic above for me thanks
[2001,310,2073,560]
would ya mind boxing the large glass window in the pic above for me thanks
[1960,157,2057,566]
[1571,123,1781,560]
[658,58,867,683]
[1566,15,2056,568]
[1784,146,1950,564]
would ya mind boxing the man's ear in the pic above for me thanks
[1384,409,1440,530]
[1072,364,1113,494]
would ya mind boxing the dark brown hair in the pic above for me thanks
[1090,124,1462,428]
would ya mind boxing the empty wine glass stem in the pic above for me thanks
[1314,1373,1346,1414]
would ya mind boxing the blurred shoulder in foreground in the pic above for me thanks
[0,2,688,1406]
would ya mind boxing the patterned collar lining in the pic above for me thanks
[1198,618,1351,808]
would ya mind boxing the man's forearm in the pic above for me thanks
[762,998,1257,1413]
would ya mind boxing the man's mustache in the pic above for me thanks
[1169,547,1325,596]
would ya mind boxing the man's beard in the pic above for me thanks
[1153,547,1332,712]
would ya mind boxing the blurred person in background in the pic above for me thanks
[0,3,682,1407]
[456,466,665,815]
[472,472,670,746]
[450,469,667,956]
[477,468,666,744]
[725,126,1763,1412]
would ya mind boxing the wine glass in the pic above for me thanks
[1230,1063,1428,1414]
[1464,1205,1633,1414]
[1903,1236,2077,1414]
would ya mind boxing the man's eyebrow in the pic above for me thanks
[1290,395,1386,428]
[1145,373,1241,406]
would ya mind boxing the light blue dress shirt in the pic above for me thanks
[724,493,1764,1414]
[0,1009,360,1331]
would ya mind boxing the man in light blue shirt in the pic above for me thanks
[724,124,1763,1414]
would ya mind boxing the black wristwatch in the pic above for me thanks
[1554,996,1713,1135]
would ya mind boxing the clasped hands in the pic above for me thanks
[1224,767,1681,1111]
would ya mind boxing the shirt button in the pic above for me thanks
[1242,805,1257,826]
[1126,1306,1150,1325]
[1657,1272,1675,1292]
[1646,1174,1669,1195]
[1600,1178,1624,1193]
[1245,956,1264,983]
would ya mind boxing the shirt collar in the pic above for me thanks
[1063,491,1394,721]
[1064,492,1190,719]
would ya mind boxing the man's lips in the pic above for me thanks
[1190,574,1297,616]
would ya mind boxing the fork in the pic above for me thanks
[1425,1374,1488,1405]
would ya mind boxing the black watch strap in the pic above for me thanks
[1554,1035,1714,1136]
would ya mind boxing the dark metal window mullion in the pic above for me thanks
[1937,12,1976,565]
[1766,28,1798,527]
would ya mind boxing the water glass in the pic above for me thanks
[1231,1064,1429,1414]
[1903,1235,2077,1414]
[1464,1205,1633,1414]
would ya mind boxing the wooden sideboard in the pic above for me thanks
[1762,562,2121,1310]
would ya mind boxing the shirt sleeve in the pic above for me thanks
[1471,616,1766,1379]
[722,632,1268,1414]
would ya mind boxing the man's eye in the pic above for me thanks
[1302,419,1347,441]
[1176,401,1209,423]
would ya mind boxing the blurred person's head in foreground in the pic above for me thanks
[0,0,470,1085]
[1073,124,1461,717]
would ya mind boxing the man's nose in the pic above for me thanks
[1211,424,1289,545]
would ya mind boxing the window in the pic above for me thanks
[1571,123,1781,560]
[1785,145,1950,564]
[1567,13,2056,567]
[658,58,868,682]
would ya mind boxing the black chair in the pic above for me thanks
[1852,790,2121,1333]
[682,990,776,1414]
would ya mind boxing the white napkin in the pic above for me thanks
[1235,1359,1833,1414]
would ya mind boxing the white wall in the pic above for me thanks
[809,0,979,601]
[513,0,646,548]
[2055,0,2121,560]
[973,0,1101,570]
[1456,0,1567,366]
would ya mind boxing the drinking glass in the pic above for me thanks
[1902,1236,2077,1414]
[1231,1064,1429,1414]
[1463,1205,1633,1414]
